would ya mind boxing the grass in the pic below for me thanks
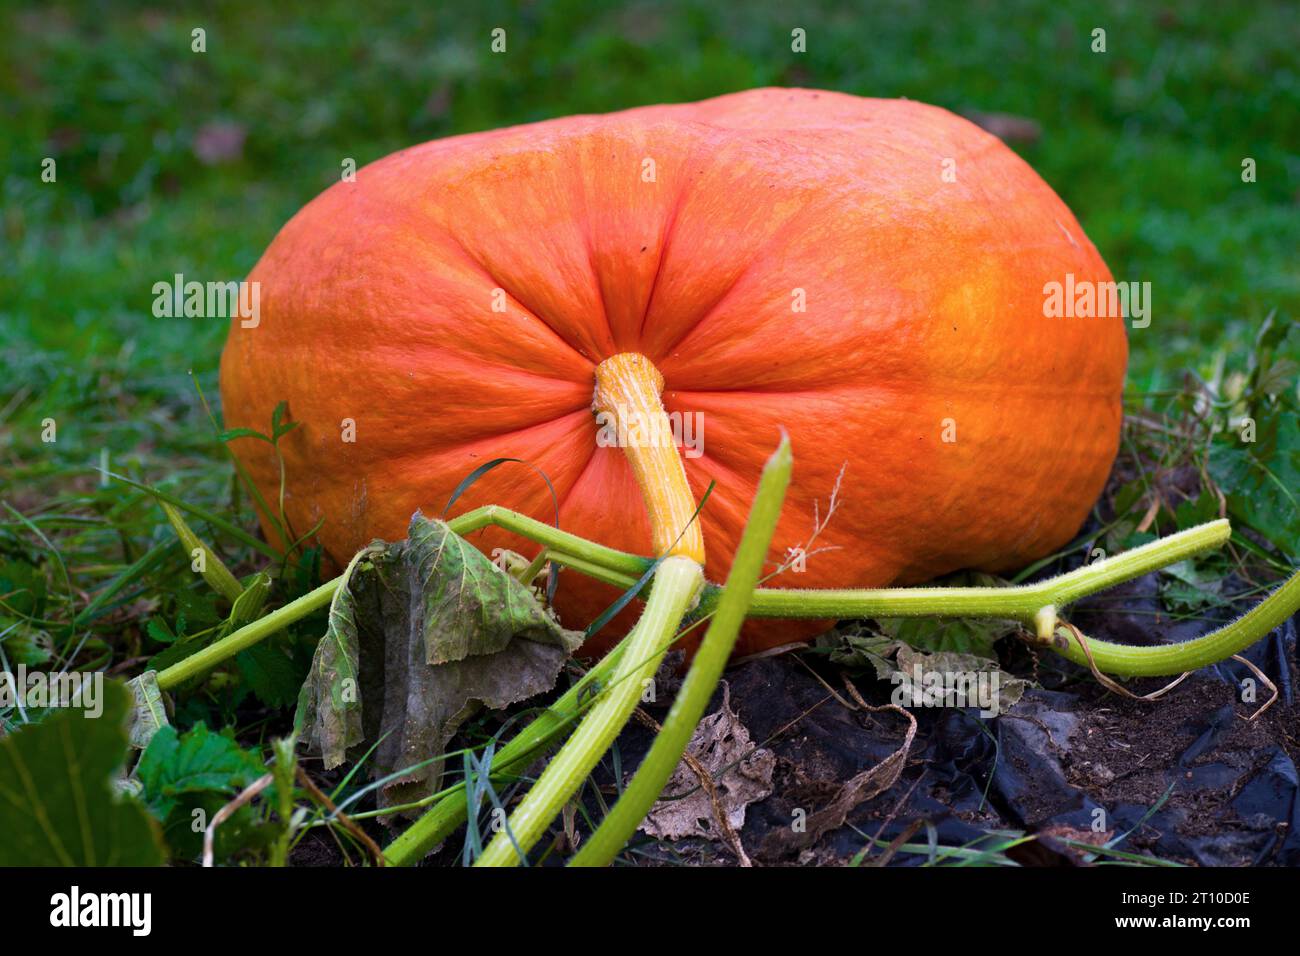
[3,1,1296,484]
[0,0,1297,866]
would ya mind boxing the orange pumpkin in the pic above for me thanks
[219,88,1127,656]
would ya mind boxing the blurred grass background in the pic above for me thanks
[1,0,1297,461]
[0,3,1297,863]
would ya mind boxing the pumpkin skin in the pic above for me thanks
[219,88,1127,657]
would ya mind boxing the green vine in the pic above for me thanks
[145,473,1300,866]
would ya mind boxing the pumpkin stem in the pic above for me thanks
[474,553,704,866]
[1046,567,1300,677]
[469,353,709,866]
[592,352,706,564]
[570,435,793,866]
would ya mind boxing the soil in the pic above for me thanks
[606,614,1298,867]
[303,548,1300,868]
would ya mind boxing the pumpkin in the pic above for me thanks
[219,88,1127,656]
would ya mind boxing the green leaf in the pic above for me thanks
[297,513,583,810]
[1247,311,1296,400]
[1174,488,1220,531]
[236,642,303,709]
[228,572,272,629]
[0,621,53,666]
[1158,559,1224,613]
[0,559,52,666]
[290,546,323,599]
[1253,309,1292,354]
[270,400,300,440]
[217,426,271,444]
[1110,479,1147,524]
[136,723,265,819]
[882,616,1019,657]
[1209,401,1300,556]
[146,617,178,645]
[145,575,278,692]
[173,588,221,631]
[0,559,47,619]
[1257,358,1299,399]
[0,681,164,865]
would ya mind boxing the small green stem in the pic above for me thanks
[571,436,792,867]
[448,505,651,579]
[154,579,338,690]
[159,500,245,603]
[144,491,1290,867]
[474,554,704,867]
[517,549,550,585]
[269,736,297,867]
[151,515,1243,695]
[1050,568,1300,677]
[737,519,1231,622]
[546,552,640,590]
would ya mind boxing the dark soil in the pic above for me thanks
[334,550,1300,868]
[600,609,1298,867]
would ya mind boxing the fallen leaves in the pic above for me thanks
[641,683,774,844]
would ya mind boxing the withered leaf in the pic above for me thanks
[889,645,1029,716]
[641,684,774,842]
[126,670,168,750]
[296,513,582,813]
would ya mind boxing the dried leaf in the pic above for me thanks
[757,702,916,861]
[821,621,1028,717]
[126,670,168,750]
[641,684,774,841]
[296,513,583,813]
[890,645,1028,716]
[295,567,365,769]
[820,625,900,678]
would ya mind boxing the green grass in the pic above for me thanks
[3,1,1297,383]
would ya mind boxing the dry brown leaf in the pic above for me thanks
[640,683,774,842]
